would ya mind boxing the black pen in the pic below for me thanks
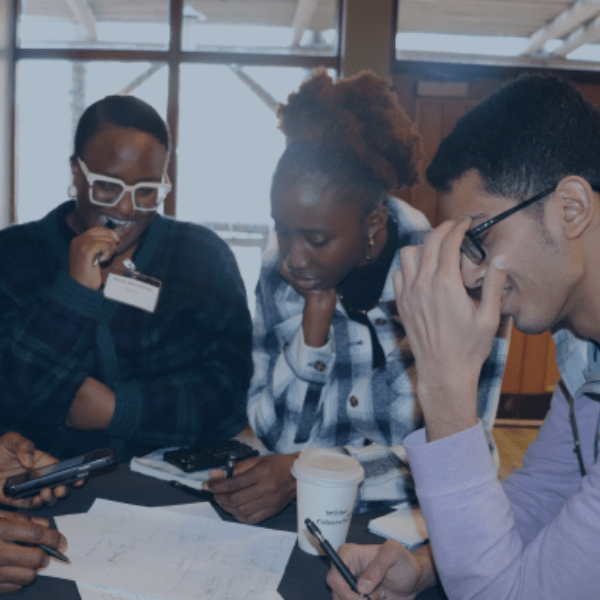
[305,518,371,600]
[14,541,70,564]
[39,544,70,564]
[225,450,236,479]
[93,219,117,266]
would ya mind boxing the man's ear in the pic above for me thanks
[554,176,595,240]
[365,203,389,237]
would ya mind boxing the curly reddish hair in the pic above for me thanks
[276,69,422,191]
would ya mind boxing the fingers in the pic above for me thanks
[204,455,297,525]
[398,245,420,284]
[0,511,32,523]
[7,434,36,471]
[80,228,120,258]
[396,221,463,314]
[0,566,41,590]
[35,486,62,508]
[204,456,261,492]
[1,489,61,511]
[0,519,66,591]
[0,579,27,594]
[416,220,458,282]
[69,228,120,288]
[355,540,410,595]
[436,219,472,277]
[327,544,378,600]
[0,518,65,552]
[479,254,508,326]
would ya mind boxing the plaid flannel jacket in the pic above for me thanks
[0,201,252,461]
[248,198,509,511]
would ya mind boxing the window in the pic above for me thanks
[395,1,600,71]
[14,0,340,311]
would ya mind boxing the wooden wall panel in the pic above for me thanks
[411,97,445,225]
[502,327,526,394]
[521,331,553,393]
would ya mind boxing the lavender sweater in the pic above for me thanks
[405,330,600,599]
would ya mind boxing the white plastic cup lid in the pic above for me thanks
[291,448,364,487]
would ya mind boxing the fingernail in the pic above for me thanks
[493,255,508,269]
[357,579,372,594]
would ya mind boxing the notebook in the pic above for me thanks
[368,502,429,550]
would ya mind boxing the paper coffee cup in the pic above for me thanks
[291,449,364,555]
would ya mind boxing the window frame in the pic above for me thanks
[11,0,342,219]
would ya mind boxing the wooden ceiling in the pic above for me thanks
[20,0,600,59]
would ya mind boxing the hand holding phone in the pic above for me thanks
[3,447,116,500]
[0,432,77,509]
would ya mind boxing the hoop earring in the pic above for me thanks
[67,183,78,199]
[365,234,375,261]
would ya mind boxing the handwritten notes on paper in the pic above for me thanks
[46,500,293,600]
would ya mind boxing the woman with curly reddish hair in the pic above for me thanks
[204,70,509,525]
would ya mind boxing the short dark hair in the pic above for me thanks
[426,75,600,201]
[73,95,170,159]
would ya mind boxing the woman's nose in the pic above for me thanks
[286,240,309,270]
[116,190,135,216]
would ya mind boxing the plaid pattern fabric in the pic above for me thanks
[0,201,252,461]
[248,198,509,510]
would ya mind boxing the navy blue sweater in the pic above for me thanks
[0,201,252,460]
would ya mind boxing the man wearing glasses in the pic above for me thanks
[328,75,600,600]
[0,95,252,462]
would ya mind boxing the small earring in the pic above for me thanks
[67,183,77,199]
[365,234,375,261]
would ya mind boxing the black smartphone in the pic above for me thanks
[3,447,116,498]
[163,440,259,473]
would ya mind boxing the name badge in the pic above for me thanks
[104,268,161,313]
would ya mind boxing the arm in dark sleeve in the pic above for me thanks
[0,270,103,441]
[106,236,253,448]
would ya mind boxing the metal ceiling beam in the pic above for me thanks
[521,0,600,56]
[551,12,600,55]
[65,0,97,40]
[291,0,321,45]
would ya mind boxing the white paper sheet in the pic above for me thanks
[77,582,165,600]
[86,499,220,521]
[46,500,295,600]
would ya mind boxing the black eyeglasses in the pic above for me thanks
[461,184,600,264]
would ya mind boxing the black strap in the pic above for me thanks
[558,379,586,477]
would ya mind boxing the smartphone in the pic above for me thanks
[163,440,259,473]
[3,447,116,498]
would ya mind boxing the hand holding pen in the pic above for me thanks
[224,449,236,479]
[305,519,371,600]
[68,219,120,290]
[323,532,430,600]
[203,453,299,525]
[93,219,117,266]
[0,510,69,592]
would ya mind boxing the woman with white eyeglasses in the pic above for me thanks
[0,95,252,461]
